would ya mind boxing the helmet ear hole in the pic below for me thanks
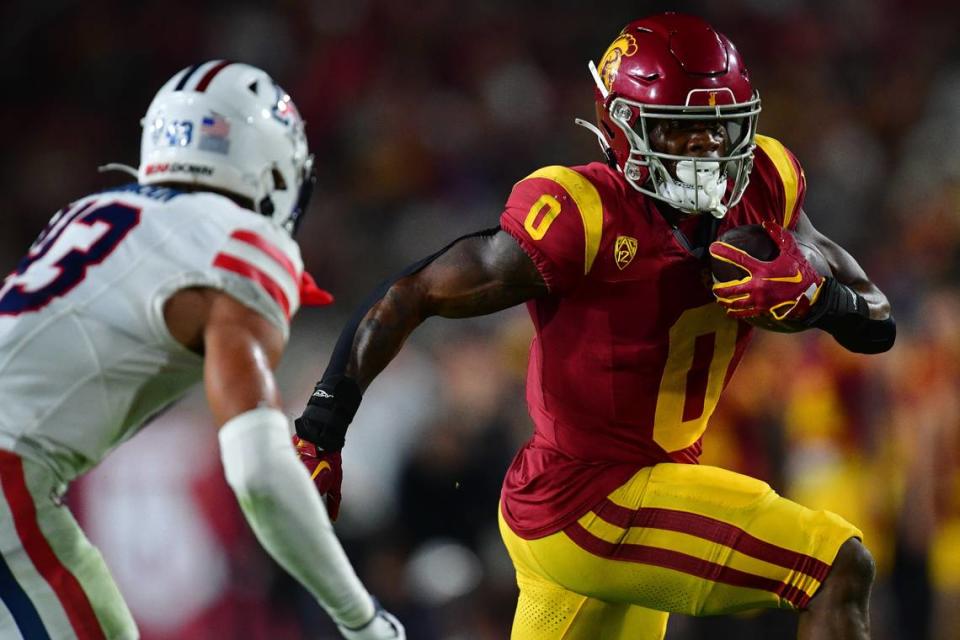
[271,167,287,190]
[259,196,275,216]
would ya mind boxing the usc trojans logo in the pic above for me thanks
[598,33,638,90]
[614,235,638,270]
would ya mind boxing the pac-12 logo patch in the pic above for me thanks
[598,32,638,90]
[614,235,638,270]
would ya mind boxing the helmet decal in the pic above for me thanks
[270,85,300,127]
[686,87,736,107]
[198,112,231,154]
[149,117,193,148]
[598,33,638,91]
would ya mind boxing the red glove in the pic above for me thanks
[292,435,343,521]
[710,221,825,321]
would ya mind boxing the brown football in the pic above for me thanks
[710,224,831,333]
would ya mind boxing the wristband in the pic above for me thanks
[804,277,868,329]
[805,278,895,354]
[295,375,362,451]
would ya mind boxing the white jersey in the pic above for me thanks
[0,183,305,484]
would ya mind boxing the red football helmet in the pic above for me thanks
[578,13,761,217]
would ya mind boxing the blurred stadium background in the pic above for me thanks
[2,0,958,638]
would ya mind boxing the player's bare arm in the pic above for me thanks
[791,210,890,321]
[294,230,543,489]
[164,286,403,637]
[348,230,546,390]
[164,286,284,420]
[200,292,284,422]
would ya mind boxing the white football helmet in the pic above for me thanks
[138,60,314,234]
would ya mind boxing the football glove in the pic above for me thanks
[338,602,405,640]
[709,221,825,321]
[293,375,362,521]
[292,435,343,521]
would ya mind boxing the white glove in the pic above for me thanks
[338,603,405,640]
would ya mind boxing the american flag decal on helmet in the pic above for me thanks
[199,112,230,154]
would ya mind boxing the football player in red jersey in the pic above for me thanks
[295,13,894,640]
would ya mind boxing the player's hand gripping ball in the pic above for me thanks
[292,436,343,521]
[709,221,830,332]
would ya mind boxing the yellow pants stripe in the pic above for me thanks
[500,462,862,639]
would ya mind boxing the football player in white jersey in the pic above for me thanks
[0,61,404,640]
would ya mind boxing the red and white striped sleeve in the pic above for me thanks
[202,222,318,336]
[213,229,301,321]
[145,193,333,341]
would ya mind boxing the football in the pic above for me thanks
[710,224,831,332]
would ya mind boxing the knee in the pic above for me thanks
[826,538,875,601]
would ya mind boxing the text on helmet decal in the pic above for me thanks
[599,33,638,90]
[145,162,214,177]
[150,118,194,148]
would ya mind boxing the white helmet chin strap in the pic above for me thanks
[97,163,139,178]
[574,118,609,151]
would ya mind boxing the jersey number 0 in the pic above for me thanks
[653,304,739,452]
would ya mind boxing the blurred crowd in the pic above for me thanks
[2,0,959,638]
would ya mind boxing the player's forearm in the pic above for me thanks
[344,231,543,389]
[219,408,375,628]
[845,279,890,321]
[348,280,428,391]
[297,229,544,450]
[348,272,535,389]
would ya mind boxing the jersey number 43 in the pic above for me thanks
[0,200,141,315]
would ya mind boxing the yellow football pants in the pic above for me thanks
[499,463,862,640]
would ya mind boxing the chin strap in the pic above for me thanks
[288,155,317,236]
[575,118,618,169]
[97,163,139,178]
[574,118,607,148]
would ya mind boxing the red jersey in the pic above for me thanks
[499,135,807,538]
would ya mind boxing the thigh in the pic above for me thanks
[0,450,137,640]
[501,507,669,640]
[508,463,862,617]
